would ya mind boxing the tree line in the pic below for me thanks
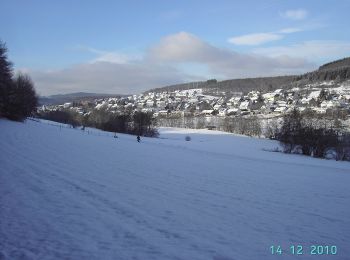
[0,40,38,121]
[157,114,263,137]
[37,109,159,137]
[157,110,350,161]
[276,109,350,161]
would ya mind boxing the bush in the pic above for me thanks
[185,135,191,141]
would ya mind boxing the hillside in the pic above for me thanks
[148,75,296,95]
[319,57,350,71]
[39,92,127,106]
[1,119,350,259]
[298,57,350,82]
[148,57,350,95]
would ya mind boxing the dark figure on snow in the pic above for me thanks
[137,135,141,142]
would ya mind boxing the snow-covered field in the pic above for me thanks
[1,119,350,260]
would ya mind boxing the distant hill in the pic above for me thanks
[148,76,296,95]
[319,57,350,71]
[39,92,126,105]
[297,57,350,82]
[148,57,350,95]
[40,57,350,103]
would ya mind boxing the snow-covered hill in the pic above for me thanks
[1,119,349,260]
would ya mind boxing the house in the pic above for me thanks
[239,101,250,111]
[218,109,227,116]
[262,93,276,102]
[250,100,264,111]
[63,102,72,108]
[146,99,154,107]
[313,108,326,114]
[213,104,222,110]
[274,106,287,113]
[201,110,214,115]
[156,100,166,108]
[226,108,239,115]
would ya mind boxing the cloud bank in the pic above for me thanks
[27,32,316,96]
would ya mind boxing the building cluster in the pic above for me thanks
[40,81,350,118]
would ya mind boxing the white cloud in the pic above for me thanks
[75,45,136,64]
[253,40,350,61]
[92,53,130,64]
[228,27,303,46]
[228,33,283,46]
[28,62,200,96]
[281,9,308,20]
[278,27,303,34]
[27,32,315,96]
[147,32,209,62]
[148,32,312,74]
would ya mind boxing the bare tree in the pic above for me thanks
[5,73,38,121]
[132,111,158,137]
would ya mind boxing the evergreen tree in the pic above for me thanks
[0,40,38,121]
[0,40,13,117]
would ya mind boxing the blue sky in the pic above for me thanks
[1,0,350,95]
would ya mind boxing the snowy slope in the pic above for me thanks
[0,119,350,260]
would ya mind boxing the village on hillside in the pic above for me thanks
[40,80,350,122]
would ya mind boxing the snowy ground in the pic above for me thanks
[1,119,350,260]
